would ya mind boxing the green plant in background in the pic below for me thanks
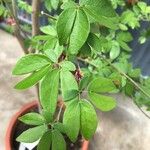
[17,0,32,14]
[2,0,150,149]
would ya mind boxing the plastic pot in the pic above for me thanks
[5,101,89,150]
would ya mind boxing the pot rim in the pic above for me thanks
[5,100,89,150]
[5,101,38,150]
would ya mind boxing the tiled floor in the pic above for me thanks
[0,30,37,149]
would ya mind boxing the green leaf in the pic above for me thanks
[88,92,116,111]
[43,37,57,51]
[120,10,140,29]
[60,70,78,101]
[42,109,53,124]
[15,65,50,90]
[16,125,47,143]
[124,81,134,97]
[45,49,58,63]
[128,68,141,78]
[37,131,52,150]
[68,8,90,54]
[116,32,133,51]
[40,25,57,36]
[51,0,59,10]
[44,0,52,11]
[63,89,79,101]
[63,100,80,142]
[113,62,128,73]
[82,0,118,29]
[110,41,120,59]
[40,69,60,115]
[12,54,51,75]
[118,40,132,51]
[61,1,76,9]
[53,122,66,134]
[88,77,116,93]
[79,42,91,58]
[52,129,66,150]
[19,113,45,126]
[116,32,133,42]
[60,61,76,71]
[44,41,63,62]
[87,33,102,52]
[57,8,76,45]
[80,99,98,140]
[79,75,92,91]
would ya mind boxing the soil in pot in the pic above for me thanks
[12,106,83,150]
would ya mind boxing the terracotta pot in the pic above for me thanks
[5,101,89,150]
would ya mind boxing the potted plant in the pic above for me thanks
[2,0,150,149]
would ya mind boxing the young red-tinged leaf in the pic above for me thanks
[80,99,98,140]
[68,8,90,54]
[19,113,45,126]
[16,125,47,143]
[88,92,116,111]
[12,54,51,75]
[57,8,76,45]
[37,131,52,150]
[88,77,116,93]
[15,65,50,90]
[63,100,80,142]
[60,70,78,101]
[51,129,66,150]
[40,69,60,115]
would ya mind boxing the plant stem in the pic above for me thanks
[78,56,150,119]
[98,54,150,99]
[78,55,150,99]
[41,11,57,20]
[77,57,98,67]
[133,97,150,119]
[32,0,40,36]
[56,103,64,122]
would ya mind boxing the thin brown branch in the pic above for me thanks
[6,0,29,54]
[29,0,40,53]
[78,56,150,120]
[133,98,150,119]
[41,11,57,20]
[32,0,40,36]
